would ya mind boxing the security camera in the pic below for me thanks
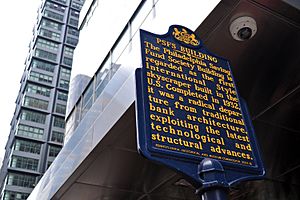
[230,16,257,41]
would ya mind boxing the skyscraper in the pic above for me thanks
[0,0,84,199]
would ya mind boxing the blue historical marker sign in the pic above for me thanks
[135,25,264,187]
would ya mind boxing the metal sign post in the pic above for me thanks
[196,158,228,200]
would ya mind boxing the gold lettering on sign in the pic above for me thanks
[142,32,255,166]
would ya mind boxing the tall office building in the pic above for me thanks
[0,0,84,199]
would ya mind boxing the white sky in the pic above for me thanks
[0,0,41,163]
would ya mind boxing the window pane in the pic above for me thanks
[34,49,57,61]
[57,90,68,101]
[17,124,44,139]
[70,10,80,18]
[69,18,78,26]
[29,71,53,84]
[20,110,46,124]
[40,28,61,41]
[45,1,66,13]
[60,67,71,78]
[44,10,64,21]
[10,156,39,171]
[59,79,69,89]
[26,83,51,97]
[64,46,74,56]
[31,59,55,72]
[51,131,64,143]
[55,103,66,114]
[3,191,29,200]
[67,27,79,36]
[7,173,37,188]
[14,139,41,154]
[23,96,49,110]
[41,18,62,31]
[49,145,62,157]
[36,38,59,51]
[66,36,78,46]
[71,1,82,10]
[53,116,65,128]
[63,57,73,66]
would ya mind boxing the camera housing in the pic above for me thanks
[230,16,257,41]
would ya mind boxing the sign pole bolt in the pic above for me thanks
[196,158,229,200]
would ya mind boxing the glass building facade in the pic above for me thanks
[0,0,84,198]
[28,0,300,199]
